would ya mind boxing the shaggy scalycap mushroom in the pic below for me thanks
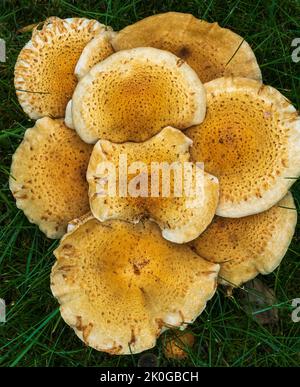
[112,12,262,83]
[87,127,219,243]
[51,216,219,354]
[186,77,300,217]
[9,117,93,238]
[71,47,206,143]
[14,17,107,119]
[191,193,297,286]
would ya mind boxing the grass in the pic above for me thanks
[0,0,300,367]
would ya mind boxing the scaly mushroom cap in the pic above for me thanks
[112,12,262,83]
[75,30,116,79]
[51,216,219,354]
[9,118,93,238]
[71,47,206,143]
[191,193,297,287]
[14,17,107,119]
[87,127,219,243]
[186,77,300,217]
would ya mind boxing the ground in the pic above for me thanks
[0,0,299,367]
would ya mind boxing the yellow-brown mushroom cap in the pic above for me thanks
[112,12,262,83]
[14,17,107,119]
[191,193,297,287]
[51,216,219,354]
[87,127,219,243]
[71,47,206,144]
[75,30,116,80]
[9,117,93,238]
[186,77,300,217]
[163,331,195,359]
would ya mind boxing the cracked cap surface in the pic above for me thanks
[51,216,219,354]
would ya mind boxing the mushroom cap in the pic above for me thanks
[191,193,297,287]
[71,47,206,143]
[163,331,195,359]
[87,126,219,243]
[112,12,262,83]
[14,17,106,119]
[186,77,300,217]
[9,117,93,238]
[51,216,219,354]
[75,30,116,80]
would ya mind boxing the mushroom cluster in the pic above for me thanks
[10,13,299,355]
